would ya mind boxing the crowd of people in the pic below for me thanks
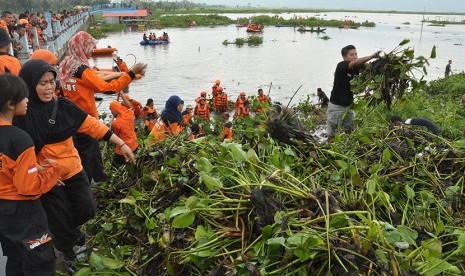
[142,31,169,42]
[1,9,454,274]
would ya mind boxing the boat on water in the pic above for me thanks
[92,47,117,56]
[297,27,326,33]
[140,40,170,45]
[246,24,264,33]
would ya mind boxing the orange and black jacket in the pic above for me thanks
[214,92,228,110]
[117,61,129,73]
[0,52,22,75]
[235,97,246,109]
[0,121,61,201]
[234,106,250,119]
[222,126,233,141]
[62,64,136,118]
[194,104,210,121]
[148,118,183,144]
[112,108,138,155]
[182,111,193,126]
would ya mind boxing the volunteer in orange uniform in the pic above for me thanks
[235,91,247,109]
[212,79,221,98]
[195,90,207,104]
[110,93,138,166]
[144,110,157,132]
[234,100,251,119]
[213,86,228,114]
[59,31,146,183]
[143,98,158,117]
[0,74,62,275]
[222,121,233,142]
[15,60,135,271]
[194,97,210,121]
[256,88,270,113]
[182,104,194,126]
[0,28,21,75]
[148,95,184,144]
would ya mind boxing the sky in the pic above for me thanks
[190,0,465,13]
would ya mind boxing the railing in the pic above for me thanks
[15,11,91,64]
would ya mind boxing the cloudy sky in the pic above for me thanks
[190,0,465,13]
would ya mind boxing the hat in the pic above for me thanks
[109,100,125,115]
[31,49,59,65]
[199,97,206,102]
[215,79,221,85]
[217,86,223,92]
[0,28,13,47]
[240,91,246,96]
[200,90,207,96]
[186,104,193,109]
[19,18,29,25]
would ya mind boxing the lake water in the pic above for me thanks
[91,11,465,113]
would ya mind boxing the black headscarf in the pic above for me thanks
[160,95,183,124]
[14,59,88,153]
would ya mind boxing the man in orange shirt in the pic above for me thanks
[0,11,14,36]
[0,28,21,75]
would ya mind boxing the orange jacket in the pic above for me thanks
[0,53,22,76]
[37,115,110,180]
[143,106,158,117]
[235,97,246,109]
[125,96,143,118]
[256,95,270,112]
[144,118,157,132]
[222,126,233,141]
[214,92,228,112]
[0,122,61,200]
[62,65,133,118]
[117,61,129,73]
[182,112,193,126]
[234,106,250,119]
[111,109,138,155]
[148,119,183,144]
[194,104,210,121]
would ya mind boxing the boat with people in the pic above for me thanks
[140,40,170,45]
[92,47,117,56]
[246,23,264,33]
[297,26,326,33]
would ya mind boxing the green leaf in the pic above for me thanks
[399,39,410,46]
[172,210,195,228]
[335,160,348,171]
[287,233,307,246]
[382,148,391,163]
[119,196,136,205]
[185,196,199,209]
[168,206,190,218]
[405,184,415,200]
[266,237,285,246]
[89,252,105,270]
[430,45,436,59]
[200,172,223,191]
[229,143,247,162]
[284,147,296,156]
[262,225,273,240]
[195,225,207,240]
[145,217,156,230]
[246,149,260,164]
[130,188,144,200]
[422,239,442,259]
[374,249,389,264]
[102,223,113,232]
[366,178,377,195]
[75,267,92,276]
[102,256,125,270]
[196,157,213,172]
[422,257,456,276]
[190,249,211,257]
[294,247,318,261]
[398,225,418,246]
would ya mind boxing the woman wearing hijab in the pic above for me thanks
[0,74,62,275]
[58,31,147,183]
[14,60,136,272]
[148,95,184,144]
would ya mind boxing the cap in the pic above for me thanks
[199,97,206,102]
[0,28,13,47]
[200,90,207,96]
[19,18,29,25]
[30,49,59,65]
[186,104,193,109]
[217,86,223,92]
[215,79,221,85]
[240,91,246,96]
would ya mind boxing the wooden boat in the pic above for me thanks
[246,24,264,33]
[298,27,326,33]
[92,47,117,56]
[140,39,170,45]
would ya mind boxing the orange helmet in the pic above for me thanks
[200,90,207,96]
[217,86,223,92]
[240,91,246,96]
[215,79,221,85]
[199,97,206,102]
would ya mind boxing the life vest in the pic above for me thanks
[234,106,250,119]
[148,118,182,144]
[182,112,193,126]
[214,93,228,112]
[222,126,233,141]
[235,97,246,109]
[256,95,270,112]
[194,104,210,121]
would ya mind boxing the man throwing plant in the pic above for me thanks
[326,45,380,141]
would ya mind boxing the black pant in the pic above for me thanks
[73,133,107,182]
[0,199,55,275]
[40,171,95,253]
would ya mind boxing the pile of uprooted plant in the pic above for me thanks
[75,41,465,276]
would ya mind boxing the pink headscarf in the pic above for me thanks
[58,31,97,84]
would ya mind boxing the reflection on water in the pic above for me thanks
[92,12,465,113]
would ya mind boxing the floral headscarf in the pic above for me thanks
[58,31,97,84]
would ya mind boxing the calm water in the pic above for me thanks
[92,11,465,112]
